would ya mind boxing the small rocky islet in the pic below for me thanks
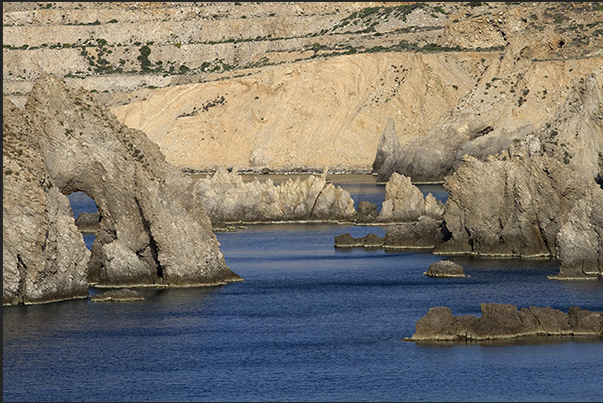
[3,2,602,342]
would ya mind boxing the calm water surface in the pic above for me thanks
[4,176,602,402]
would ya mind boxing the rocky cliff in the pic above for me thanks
[5,2,601,174]
[435,154,603,279]
[3,98,90,305]
[3,74,242,305]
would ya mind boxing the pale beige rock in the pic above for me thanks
[195,167,357,223]
[378,172,444,222]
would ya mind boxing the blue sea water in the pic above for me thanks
[4,176,602,402]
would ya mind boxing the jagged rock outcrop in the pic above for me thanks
[3,98,90,306]
[195,167,357,224]
[435,153,603,279]
[356,201,379,223]
[404,303,603,342]
[377,29,603,183]
[378,172,444,222]
[21,74,241,289]
[90,288,145,303]
[436,155,592,257]
[424,260,466,278]
[372,117,401,173]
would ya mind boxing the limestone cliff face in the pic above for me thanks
[3,98,89,305]
[195,168,357,224]
[555,185,603,279]
[377,47,603,182]
[436,153,603,279]
[23,74,241,288]
[5,3,601,175]
[110,51,484,172]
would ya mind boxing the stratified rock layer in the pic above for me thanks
[23,74,241,289]
[3,98,90,305]
[195,168,357,224]
[405,303,603,342]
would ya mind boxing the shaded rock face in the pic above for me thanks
[3,98,90,306]
[435,155,594,259]
[424,260,466,278]
[195,168,357,224]
[22,74,241,289]
[378,172,444,222]
[356,201,379,223]
[406,303,603,342]
[554,187,603,279]
[383,216,442,250]
[372,118,401,173]
[75,212,100,232]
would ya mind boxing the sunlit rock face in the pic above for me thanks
[195,168,357,224]
[3,97,89,306]
[19,74,241,290]
[435,154,603,279]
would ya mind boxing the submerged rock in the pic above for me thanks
[90,288,145,303]
[424,260,467,278]
[195,168,357,224]
[3,98,90,306]
[405,303,603,342]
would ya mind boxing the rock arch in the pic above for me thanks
[8,74,241,299]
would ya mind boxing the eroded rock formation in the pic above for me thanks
[434,153,603,279]
[14,74,241,292]
[3,98,90,305]
[404,303,603,342]
[195,167,357,224]
[378,172,444,222]
[383,216,442,250]
[553,186,603,280]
